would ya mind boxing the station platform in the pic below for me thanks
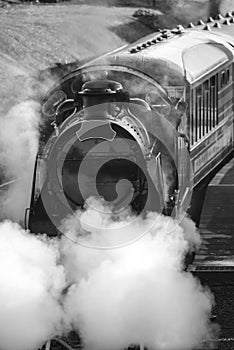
[189,156,234,279]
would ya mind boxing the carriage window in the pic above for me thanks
[226,68,230,84]
[190,73,218,146]
[220,68,231,89]
[190,63,233,147]
[204,82,209,135]
[218,65,233,123]
[221,71,226,89]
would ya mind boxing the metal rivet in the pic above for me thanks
[225,12,232,17]
[213,22,222,28]
[136,45,142,50]
[203,24,211,31]
[207,16,214,23]
[197,19,205,25]
[230,17,234,23]
[216,13,224,20]
[174,25,185,34]
[223,19,230,25]
[141,43,147,48]
[187,22,195,28]
[130,48,137,54]
[151,39,157,44]
[147,41,152,46]
[177,24,185,30]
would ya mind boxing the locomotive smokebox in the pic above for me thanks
[79,79,127,120]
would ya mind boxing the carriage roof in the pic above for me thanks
[94,22,234,86]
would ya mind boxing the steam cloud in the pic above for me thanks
[0,195,217,350]
[0,220,67,350]
[0,71,69,350]
[61,198,216,350]
[0,73,217,350]
[0,100,41,223]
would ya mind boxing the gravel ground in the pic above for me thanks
[198,279,234,350]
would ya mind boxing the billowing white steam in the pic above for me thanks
[0,93,70,350]
[0,100,41,223]
[0,73,216,350]
[0,220,68,350]
[61,198,216,350]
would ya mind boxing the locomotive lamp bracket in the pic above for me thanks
[24,207,34,230]
[51,120,59,136]
[145,145,158,162]
[176,187,190,208]
[179,132,190,149]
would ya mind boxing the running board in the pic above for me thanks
[187,264,234,282]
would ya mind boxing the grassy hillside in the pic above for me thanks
[0,4,153,110]
[0,0,233,111]
[0,5,150,71]
[2,0,231,74]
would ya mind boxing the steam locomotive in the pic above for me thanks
[27,12,234,256]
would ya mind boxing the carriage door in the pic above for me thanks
[175,93,192,217]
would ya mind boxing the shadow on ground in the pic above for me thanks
[67,0,166,8]
[110,19,153,43]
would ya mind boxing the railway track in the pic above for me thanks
[187,156,234,350]
[191,157,234,273]
[43,336,234,350]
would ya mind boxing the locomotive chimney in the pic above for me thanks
[79,79,125,120]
